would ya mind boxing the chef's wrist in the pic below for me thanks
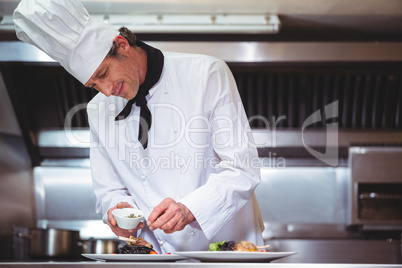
[179,202,195,224]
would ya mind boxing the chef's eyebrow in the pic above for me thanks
[86,67,107,88]
[93,68,105,80]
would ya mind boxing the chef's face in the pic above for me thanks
[84,38,143,100]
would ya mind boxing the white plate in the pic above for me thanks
[82,253,187,262]
[174,251,297,262]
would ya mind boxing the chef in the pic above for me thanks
[13,0,264,253]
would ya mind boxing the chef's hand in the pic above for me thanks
[107,202,145,237]
[147,198,195,234]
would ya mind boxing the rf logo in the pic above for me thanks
[302,101,339,167]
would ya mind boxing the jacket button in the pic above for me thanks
[190,231,195,236]
[164,89,168,94]
[173,127,178,133]
[140,174,147,181]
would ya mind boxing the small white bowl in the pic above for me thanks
[112,208,144,230]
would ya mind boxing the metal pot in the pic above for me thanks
[17,228,81,259]
[80,238,123,254]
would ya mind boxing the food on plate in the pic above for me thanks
[209,240,235,251]
[116,245,154,254]
[116,236,157,254]
[233,241,259,252]
[209,240,269,252]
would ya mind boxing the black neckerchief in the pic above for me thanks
[115,40,164,150]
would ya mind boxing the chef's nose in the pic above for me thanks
[97,80,113,97]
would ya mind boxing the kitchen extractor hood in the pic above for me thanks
[1,0,402,41]
[95,14,280,34]
[1,41,402,167]
[0,13,280,34]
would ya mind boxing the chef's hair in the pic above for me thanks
[107,26,137,58]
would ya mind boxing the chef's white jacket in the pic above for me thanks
[88,51,264,253]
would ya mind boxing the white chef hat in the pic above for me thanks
[13,0,119,84]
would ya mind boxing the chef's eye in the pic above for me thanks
[99,70,107,79]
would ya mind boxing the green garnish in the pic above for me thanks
[209,240,225,251]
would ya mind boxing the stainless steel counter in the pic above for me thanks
[0,263,401,268]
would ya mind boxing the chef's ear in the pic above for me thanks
[113,35,130,52]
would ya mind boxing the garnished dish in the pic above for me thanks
[174,240,296,262]
[209,240,270,252]
[82,236,187,262]
[116,236,157,254]
[82,237,296,262]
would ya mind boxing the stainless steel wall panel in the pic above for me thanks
[0,72,21,136]
[33,166,98,221]
[0,133,34,260]
[32,166,115,239]
[2,41,402,63]
[255,167,349,229]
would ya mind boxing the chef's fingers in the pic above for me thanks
[147,198,174,226]
[152,203,191,233]
[107,202,133,227]
[161,222,179,234]
[108,208,117,226]
[107,221,144,238]
[148,199,195,233]
[160,214,181,233]
[137,221,145,229]
[133,222,145,233]
[154,209,177,232]
[149,207,176,231]
[160,205,190,233]
[109,225,133,237]
[109,202,134,225]
[116,202,133,209]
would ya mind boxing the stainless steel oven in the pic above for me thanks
[349,146,402,230]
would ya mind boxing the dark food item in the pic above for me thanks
[116,236,155,254]
[219,241,236,251]
[116,244,153,254]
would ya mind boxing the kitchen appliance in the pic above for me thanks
[80,238,123,254]
[349,146,402,230]
[16,228,81,259]
[12,227,124,260]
